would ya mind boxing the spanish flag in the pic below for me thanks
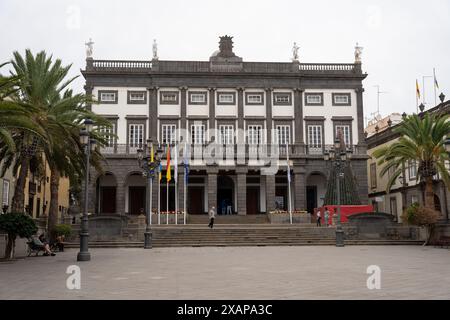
[166,146,171,182]
[416,79,421,99]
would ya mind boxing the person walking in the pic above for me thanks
[324,207,330,227]
[316,210,322,227]
[208,206,216,229]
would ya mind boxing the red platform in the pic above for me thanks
[317,205,374,225]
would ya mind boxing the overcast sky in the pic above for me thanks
[1,0,449,125]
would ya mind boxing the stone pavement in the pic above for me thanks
[0,246,449,299]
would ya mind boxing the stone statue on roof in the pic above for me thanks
[292,42,300,62]
[152,39,158,60]
[85,38,94,58]
[354,42,363,63]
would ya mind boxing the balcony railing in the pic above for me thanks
[89,60,152,72]
[299,63,357,73]
[100,143,363,158]
[86,59,360,75]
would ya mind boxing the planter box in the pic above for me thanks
[268,212,310,224]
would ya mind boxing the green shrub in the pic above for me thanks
[53,224,72,237]
[0,212,38,259]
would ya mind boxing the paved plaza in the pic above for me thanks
[1,246,449,300]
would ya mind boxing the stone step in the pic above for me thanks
[65,239,425,248]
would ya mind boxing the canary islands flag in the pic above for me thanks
[416,79,421,99]
[166,145,171,182]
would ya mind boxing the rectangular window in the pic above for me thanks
[408,160,417,180]
[100,92,117,103]
[129,92,145,101]
[307,125,322,150]
[100,124,115,147]
[411,195,419,205]
[273,93,292,105]
[335,125,351,146]
[245,92,264,105]
[161,124,177,145]
[129,124,144,147]
[332,93,351,106]
[247,125,262,145]
[219,125,234,145]
[276,125,291,145]
[218,93,235,104]
[305,93,323,106]
[160,91,179,104]
[2,180,10,206]
[191,124,205,145]
[370,163,377,188]
[189,93,207,104]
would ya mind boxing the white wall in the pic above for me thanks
[215,89,238,117]
[303,89,358,145]
[187,88,209,117]
[92,86,149,144]
[272,90,295,118]
[158,88,181,117]
[244,90,266,117]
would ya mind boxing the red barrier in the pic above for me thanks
[318,205,374,225]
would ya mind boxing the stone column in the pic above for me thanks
[208,88,216,141]
[148,87,158,140]
[84,85,93,112]
[294,88,304,148]
[265,88,273,144]
[180,87,187,131]
[265,174,276,213]
[117,181,126,215]
[355,87,366,148]
[293,166,306,211]
[207,167,218,212]
[237,88,245,144]
[236,167,248,215]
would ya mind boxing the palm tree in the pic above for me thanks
[1,50,112,231]
[373,112,450,211]
[42,89,110,238]
[0,62,43,153]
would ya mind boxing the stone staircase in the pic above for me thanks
[187,214,270,224]
[65,225,425,248]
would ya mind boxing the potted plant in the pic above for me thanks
[0,212,38,259]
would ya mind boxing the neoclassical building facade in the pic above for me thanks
[81,36,369,217]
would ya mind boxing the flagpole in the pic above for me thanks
[175,144,178,225]
[166,181,169,225]
[158,169,160,225]
[434,68,437,107]
[184,176,187,224]
[184,141,188,225]
[416,79,419,114]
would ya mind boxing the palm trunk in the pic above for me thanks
[47,166,60,241]
[424,177,435,210]
[11,156,29,213]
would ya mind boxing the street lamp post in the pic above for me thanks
[324,137,352,247]
[137,139,163,249]
[77,119,96,262]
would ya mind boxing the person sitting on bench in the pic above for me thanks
[33,234,55,256]
[55,235,65,252]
